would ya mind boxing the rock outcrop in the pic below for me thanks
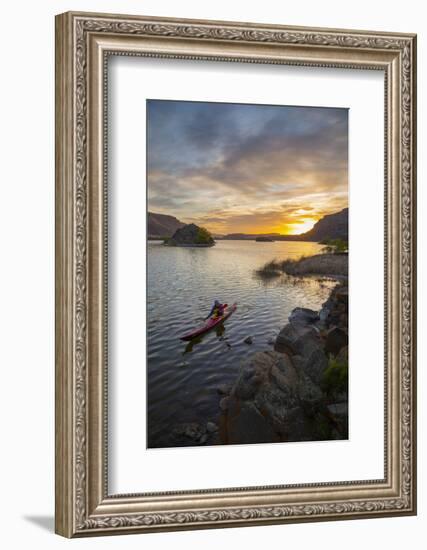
[217,283,349,445]
[300,208,348,242]
[166,223,215,247]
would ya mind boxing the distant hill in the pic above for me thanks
[148,212,185,238]
[299,208,348,242]
[221,233,281,241]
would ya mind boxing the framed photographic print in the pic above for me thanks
[55,11,417,537]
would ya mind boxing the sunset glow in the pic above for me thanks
[147,100,348,235]
[286,218,318,235]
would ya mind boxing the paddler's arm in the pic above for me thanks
[204,303,215,320]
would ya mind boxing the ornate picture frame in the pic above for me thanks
[55,11,417,537]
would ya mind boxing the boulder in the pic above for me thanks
[320,284,349,329]
[319,305,330,323]
[337,345,348,364]
[186,423,205,438]
[274,323,320,355]
[254,383,299,425]
[297,374,324,414]
[172,422,208,445]
[227,403,279,444]
[335,286,349,304]
[217,383,232,396]
[339,313,348,327]
[325,327,348,356]
[273,352,296,377]
[206,422,218,433]
[289,307,320,326]
[327,403,348,418]
[226,351,301,431]
[219,396,231,411]
[274,323,328,384]
[269,354,298,395]
[233,351,278,400]
[294,348,329,386]
[283,408,314,441]
[243,336,253,345]
[234,369,259,400]
[327,402,349,438]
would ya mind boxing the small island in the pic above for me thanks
[255,236,275,242]
[164,223,216,247]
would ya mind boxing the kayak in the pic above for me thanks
[180,303,237,341]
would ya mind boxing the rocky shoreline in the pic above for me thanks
[217,283,348,444]
[169,280,349,447]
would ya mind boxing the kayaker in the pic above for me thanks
[205,300,227,320]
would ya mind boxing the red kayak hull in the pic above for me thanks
[180,303,237,341]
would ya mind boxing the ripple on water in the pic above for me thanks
[146,240,334,447]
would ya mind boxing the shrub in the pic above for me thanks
[321,355,348,397]
[320,238,348,254]
[195,227,214,244]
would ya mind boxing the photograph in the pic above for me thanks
[147,99,349,449]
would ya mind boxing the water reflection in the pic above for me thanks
[183,322,228,354]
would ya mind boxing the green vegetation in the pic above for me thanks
[195,227,214,245]
[320,238,348,254]
[321,355,348,398]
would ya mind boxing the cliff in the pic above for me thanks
[299,208,348,242]
[148,212,185,238]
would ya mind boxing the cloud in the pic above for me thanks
[147,100,348,233]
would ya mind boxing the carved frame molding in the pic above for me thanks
[55,12,416,537]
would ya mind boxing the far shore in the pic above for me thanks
[148,236,328,243]
[163,243,215,248]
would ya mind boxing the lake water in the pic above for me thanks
[147,239,335,448]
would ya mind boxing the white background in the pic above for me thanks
[109,58,384,493]
[0,1,424,549]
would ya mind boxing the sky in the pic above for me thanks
[147,100,348,235]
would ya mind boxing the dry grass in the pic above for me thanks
[255,259,283,278]
[256,253,348,279]
[281,254,348,277]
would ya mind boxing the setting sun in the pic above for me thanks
[285,217,317,235]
